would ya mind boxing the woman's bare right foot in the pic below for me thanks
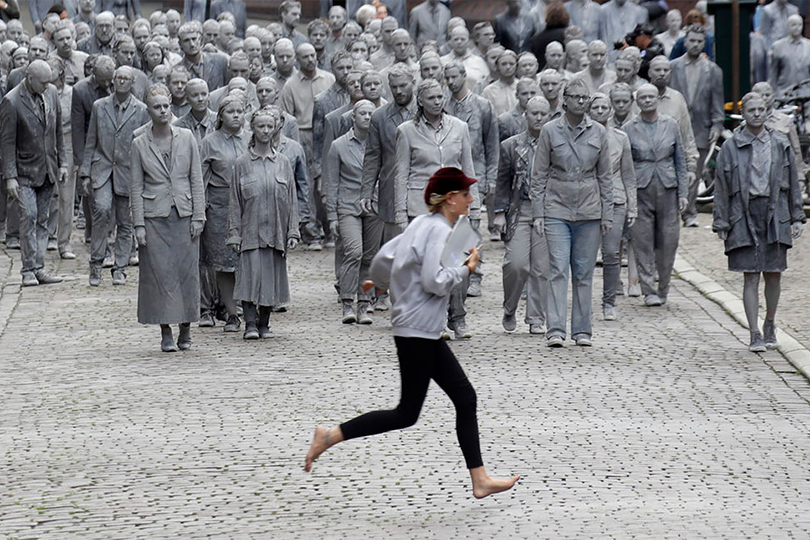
[304,426,329,472]
[472,474,521,499]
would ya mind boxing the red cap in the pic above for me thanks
[424,167,478,205]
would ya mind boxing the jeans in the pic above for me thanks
[502,199,549,325]
[601,203,627,308]
[90,181,133,271]
[17,181,55,274]
[338,212,384,302]
[545,217,601,339]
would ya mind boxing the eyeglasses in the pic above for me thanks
[566,94,589,102]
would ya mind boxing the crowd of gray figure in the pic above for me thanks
[0,0,805,356]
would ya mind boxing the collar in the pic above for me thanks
[684,54,702,66]
[298,68,323,81]
[222,128,244,140]
[348,128,365,143]
[418,112,445,130]
[562,114,591,132]
[115,94,132,109]
[249,145,277,161]
[736,126,771,146]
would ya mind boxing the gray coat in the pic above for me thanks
[324,129,366,221]
[496,130,537,241]
[446,91,499,194]
[72,76,111,165]
[130,125,206,227]
[311,83,350,178]
[277,135,311,223]
[77,35,113,57]
[409,1,451,46]
[713,126,806,253]
[81,94,149,196]
[531,115,613,224]
[669,56,724,149]
[320,102,353,186]
[361,99,417,223]
[622,114,688,200]
[0,81,66,187]
[395,114,477,220]
[178,52,230,93]
[499,106,525,143]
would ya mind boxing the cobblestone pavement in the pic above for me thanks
[3,226,810,539]
[678,212,810,351]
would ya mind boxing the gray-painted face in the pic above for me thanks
[742,96,767,130]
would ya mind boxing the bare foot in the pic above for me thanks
[472,474,521,499]
[304,426,329,472]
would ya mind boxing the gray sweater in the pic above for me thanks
[370,213,470,339]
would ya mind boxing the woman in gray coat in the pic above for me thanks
[130,84,206,352]
[227,106,300,340]
[713,92,806,352]
[200,91,248,333]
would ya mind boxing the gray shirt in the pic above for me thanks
[200,129,248,189]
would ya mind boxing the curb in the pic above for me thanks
[674,254,810,379]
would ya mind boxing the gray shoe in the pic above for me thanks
[356,302,373,324]
[603,305,617,321]
[763,319,778,349]
[627,283,641,297]
[60,250,76,260]
[502,312,517,332]
[749,331,767,353]
[102,256,114,268]
[6,237,20,249]
[198,312,215,327]
[47,238,58,251]
[574,335,593,347]
[547,335,564,348]
[341,301,356,324]
[21,272,39,287]
[306,242,323,251]
[34,270,62,284]
[243,324,260,340]
[644,294,662,307]
[467,281,482,297]
[111,269,126,286]
[89,266,102,287]
[453,320,472,339]
[129,255,139,266]
[223,315,241,332]
[374,295,390,311]
[529,324,546,335]
[441,327,452,340]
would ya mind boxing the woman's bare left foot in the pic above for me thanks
[473,475,521,499]
[304,426,329,472]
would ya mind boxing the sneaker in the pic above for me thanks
[6,237,20,249]
[34,270,62,284]
[341,301,356,324]
[177,324,192,350]
[306,242,323,251]
[21,272,39,287]
[441,327,452,340]
[273,304,288,313]
[749,331,767,353]
[574,335,593,347]
[60,250,76,260]
[763,319,778,349]
[529,324,546,335]
[102,256,114,268]
[603,305,617,321]
[76,215,86,229]
[627,283,641,297]
[129,255,139,266]
[644,294,662,307]
[489,231,500,242]
[453,320,472,340]
[47,238,58,251]
[684,217,699,228]
[223,314,241,332]
[374,295,390,311]
[502,312,517,332]
[89,266,102,287]
[324,240,336,249]
[198,312,215,327]
[243,324,260,340]
[259,325,273,339]
[111,269,126,285]
[356,302,373,324]
[547,335,564,347]
[467,281,482,297]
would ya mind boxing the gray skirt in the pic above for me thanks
[233,247,289,307]
[201,185,238,272]
[137,208,200,324]
[728,196,788,273]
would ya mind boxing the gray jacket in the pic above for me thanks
[531,115,613,224]
[130,125,206,227]
[178,52,230,93]
[496,130,537,241]
[311,82,350,178]
[409,1,451,46]
[369,212,469,340]
[622,114,688,200]
[605,125,637,217]
[669,56,724,149]
[446,91,499,194]
[0,81,66,187]
[324,129,366,221]
[395,114,477,221]
[277,135,311,223]
[361,98,417,223]
[498,106,525,143]
[81,94,149,196]
[713,126,806,253]
[71,76,111,165]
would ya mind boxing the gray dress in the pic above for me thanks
[229,148,300,307]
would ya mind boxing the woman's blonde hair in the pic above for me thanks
[427,190,460,213]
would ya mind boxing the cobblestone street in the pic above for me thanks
[2,223,810,539]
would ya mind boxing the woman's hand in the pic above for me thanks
[464,246,481,274]
[792,222,804,239]
[287,238,299,250]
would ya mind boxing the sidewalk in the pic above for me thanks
[2,228,810,538]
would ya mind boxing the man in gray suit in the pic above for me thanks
[77,11,115,56]
[177,21,230,93]
[669,25,724,228]
[81,66,149,287]
[0,60,67,286]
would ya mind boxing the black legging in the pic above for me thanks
[340,336,483,469]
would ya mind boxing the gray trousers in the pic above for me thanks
[338,212,384,302]
[299,128,325,244]
[485,189,498,234]
[683,146,710,222]
[48,162,76,252]
[502,200,548,325]
[3,181,20,241]
[632,178,680,300]
[17,181,54,274]
[90,181,132,271]
[601,203,626,307]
